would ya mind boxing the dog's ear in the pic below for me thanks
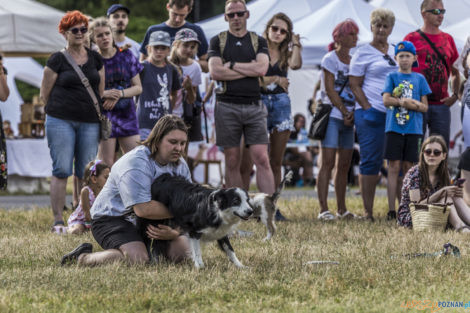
[213,190,228,209]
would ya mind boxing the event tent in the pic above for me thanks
[198,0,330,43]
[370,0,470,29]
[0,0,65,56]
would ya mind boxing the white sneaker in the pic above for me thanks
[317,211,336,220]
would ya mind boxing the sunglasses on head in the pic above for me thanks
[383,54,397,66]
[270,25,288,35]
[69,26,88,35]
[424,149,443,156]
[226,11,246,18]
[424,8,446,15]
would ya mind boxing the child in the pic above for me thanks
[67,160,110,235]
[169,28,203,142]
[382,41,432,220]
[137,31,181,140]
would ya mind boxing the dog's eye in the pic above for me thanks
[232,198,240,205]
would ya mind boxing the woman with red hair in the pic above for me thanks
[40,10,105,228]
[317,19,359,220]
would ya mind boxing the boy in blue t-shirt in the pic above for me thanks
[382,40,432,219]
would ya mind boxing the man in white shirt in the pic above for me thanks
[107,4,141,59]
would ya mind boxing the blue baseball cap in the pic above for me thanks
[107,4,130,16]
[395,41,419,67]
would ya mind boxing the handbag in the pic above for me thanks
[61,49,112,140]
[409,192,449,232]
[308,78,349,140]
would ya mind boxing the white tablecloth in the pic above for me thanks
[6,139,52,177]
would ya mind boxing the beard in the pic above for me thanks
[116,28,126,34]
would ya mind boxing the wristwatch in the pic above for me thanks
[229,61,235,70]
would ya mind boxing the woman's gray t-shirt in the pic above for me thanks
[91,145,191,219]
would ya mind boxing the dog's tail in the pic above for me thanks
[271,170,293,203]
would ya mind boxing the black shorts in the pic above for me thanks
[384,132,421,163]
[458,147,470,171]
[91,215,144,250]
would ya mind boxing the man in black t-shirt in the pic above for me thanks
[208,0,274,196]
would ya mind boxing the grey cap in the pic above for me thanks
[148,31,171,47]
[175,28,201,44]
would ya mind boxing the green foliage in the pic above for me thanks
[14,80,39,103]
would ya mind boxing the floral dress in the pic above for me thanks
[0,66,7,189]
[397,165,442,227]
[67,186,95,227]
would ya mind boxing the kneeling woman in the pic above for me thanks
[398,135,470,231]
[61,115,191,265]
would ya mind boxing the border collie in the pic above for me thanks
[137,174,253,269]
[249,170,293,240]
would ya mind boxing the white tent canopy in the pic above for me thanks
[198,0,330,44]
[0,0,65,55]
[0,57,44,134]
[370,0,470,29]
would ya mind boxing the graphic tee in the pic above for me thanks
[383,71,431,134]
[137,61,181,130]
[320,50,355,120]
[404,31,458,105]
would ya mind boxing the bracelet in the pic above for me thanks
[121,89,125,98]
[293,44,302,48]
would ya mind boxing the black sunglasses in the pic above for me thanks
[270,25,288,35]
[226,11,246,18]
[69,26,88,35]
[383,54,396,66]
[424,149,443,156]
[424,9,446,15]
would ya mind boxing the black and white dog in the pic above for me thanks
[137,174,253,269]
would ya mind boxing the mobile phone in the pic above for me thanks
[453,178,466,187]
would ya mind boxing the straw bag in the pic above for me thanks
[410,192,449,232]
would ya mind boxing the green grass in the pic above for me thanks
[1,196,469,312]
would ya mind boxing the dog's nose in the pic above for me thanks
[245,209,253,216]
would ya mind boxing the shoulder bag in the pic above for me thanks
[61,49,112,140]
[308,78,348,140]
[417,29,450,75]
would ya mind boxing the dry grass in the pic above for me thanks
[1,196,469,313]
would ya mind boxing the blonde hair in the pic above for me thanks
[370,8,395,27]
[421,0,443,11]
[225,0,246,9]
[88,17,113,45]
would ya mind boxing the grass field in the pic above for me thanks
[1,195,469,313]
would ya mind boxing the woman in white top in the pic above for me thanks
[349,8,398,221]
[317,19,359,221]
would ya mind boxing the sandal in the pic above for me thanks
[336,211,357,220]
[317,211,336,221]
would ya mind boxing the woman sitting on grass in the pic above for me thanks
[397,135,470,231]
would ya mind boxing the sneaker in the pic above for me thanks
[275,210,289,221]
[61,242,93,266]
[387,211,397,221]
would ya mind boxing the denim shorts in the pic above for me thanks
[354,108,386,175]
[321,116,354,149]
[261,93,294,133]
[46,115,100,179]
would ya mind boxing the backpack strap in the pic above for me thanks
[249,31,259,54]
[218,31,228,63]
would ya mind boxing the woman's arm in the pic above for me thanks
[324,70,349,116]
[133,200,173,220]
[0,67,9,102]
[288,34,302,70]
[39,67,58,104]
[98,67,105,98]
[122,73,143,98]
[349,75,371,110]
[80,187,91,222]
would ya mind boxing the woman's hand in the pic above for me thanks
[103,98,117,111]
[292,33,301,46]
[278,76,289,92]
[343,111,354,127]
[146,224,180,241]
[441,185,463,198]
[103,89,121,100]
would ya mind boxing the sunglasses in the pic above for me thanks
[226,11,246,19]
[383,54,397,66]
[270,25,288,35]
[69,27,88,35]
[424,149,443,156]
[424,9,446,15]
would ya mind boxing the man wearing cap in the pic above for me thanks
[404,0,459,146]
[137,31,181,140]
[207,0,274,196]
[139,0,208,72]
[107,4,141,59]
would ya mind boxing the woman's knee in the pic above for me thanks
[168,236,190,263]
[119,241,149,265]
